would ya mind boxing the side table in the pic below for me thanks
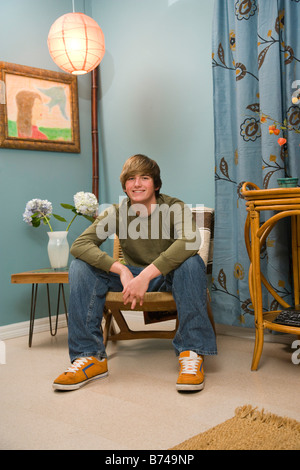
[11,268,69,347]
[242,182,300,370]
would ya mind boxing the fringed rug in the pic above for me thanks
[171,405,300,450]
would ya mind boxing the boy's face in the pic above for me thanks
[125,174,158,210]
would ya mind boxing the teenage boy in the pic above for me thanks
[53,155,217,392]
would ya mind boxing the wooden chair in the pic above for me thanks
[102,207,215,346]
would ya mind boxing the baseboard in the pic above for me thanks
[215,323,296,345]
[0,314,68,340]
[0,312,296,345]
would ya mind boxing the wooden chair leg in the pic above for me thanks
[102,308,113,347]
[251,325,264,371]
[103,308,119,347]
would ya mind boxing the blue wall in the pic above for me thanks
[0,0,94,326]
[94,0,215,207]
[0,0,215,327]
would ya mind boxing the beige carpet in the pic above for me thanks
[171,405,300,450]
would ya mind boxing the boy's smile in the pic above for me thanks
[125,175,158,213]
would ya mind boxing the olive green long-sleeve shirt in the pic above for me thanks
[70,194,200,276]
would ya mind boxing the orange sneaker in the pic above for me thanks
[53,356,108,391]
[176,351,204,391]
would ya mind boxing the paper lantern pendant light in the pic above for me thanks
[47,12,105,75]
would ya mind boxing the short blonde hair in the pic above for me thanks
[120,154,162,196]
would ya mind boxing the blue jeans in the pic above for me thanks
[68,256,217,362]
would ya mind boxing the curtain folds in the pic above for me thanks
[211,0,300,327]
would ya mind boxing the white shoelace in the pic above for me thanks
[179,355,201,375]
[65,357,93,373]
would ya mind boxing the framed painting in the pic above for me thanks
[0,62,80,153]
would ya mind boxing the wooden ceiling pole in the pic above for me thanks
[91,67,99,200]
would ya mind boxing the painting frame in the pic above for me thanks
[0,61,80,153]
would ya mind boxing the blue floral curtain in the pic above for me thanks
[211,0,300,327]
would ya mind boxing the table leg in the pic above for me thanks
[250,210,264,370]
[29,283,68,347]
[29,284,39,347]
[60,284,68,325]
[47,283,68,336]
[251,324,264,371]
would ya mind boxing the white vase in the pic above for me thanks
[47,231,69,269]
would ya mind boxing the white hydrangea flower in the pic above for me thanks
[23,199,53,226]
[73,191,98,216]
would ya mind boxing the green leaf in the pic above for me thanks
[52,213,67,222]
[31,216,41,227]
[61,203,75,210]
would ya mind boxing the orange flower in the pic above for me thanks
[260,116,267,123]
[273,129,280,135]
[269,124,276,134]
[278,137,287,146]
